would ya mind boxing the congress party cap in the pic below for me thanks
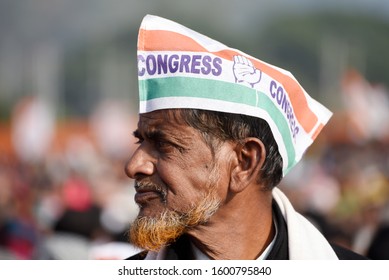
[137,15,332,175]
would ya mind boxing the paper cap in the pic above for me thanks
[137,15,332,175]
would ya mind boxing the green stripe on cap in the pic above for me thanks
[139,77,296,172]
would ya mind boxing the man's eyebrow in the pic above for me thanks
[132,128,167,141]
[145,129,166,141]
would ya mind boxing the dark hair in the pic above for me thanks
[174,109,283,189]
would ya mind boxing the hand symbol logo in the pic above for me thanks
[233,55,262,88]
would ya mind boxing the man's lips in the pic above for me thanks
[134,182,166,204]
[134,190,161,204]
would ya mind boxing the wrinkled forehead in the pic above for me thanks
[138,109,184,125]
[136,109,191,135]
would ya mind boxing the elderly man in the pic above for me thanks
[125,15,365,260]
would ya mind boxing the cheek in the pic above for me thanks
[156,139,219,205]
[158,163,215,208]
[158,150,212,186]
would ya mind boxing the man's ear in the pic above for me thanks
[230,138,266,193]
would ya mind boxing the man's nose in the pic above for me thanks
[124,147,155,179]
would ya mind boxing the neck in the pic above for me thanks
[187,188,274,260]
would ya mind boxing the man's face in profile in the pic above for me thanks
[124,110,231,251]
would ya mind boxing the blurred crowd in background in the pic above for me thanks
[1,0,389,260]
[280,70,389,260]
[0,98,141,259]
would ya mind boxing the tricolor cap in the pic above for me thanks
[137,15,332,176]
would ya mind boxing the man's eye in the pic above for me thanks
[134,138,143,144]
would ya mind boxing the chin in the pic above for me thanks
[137,204,166,218]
